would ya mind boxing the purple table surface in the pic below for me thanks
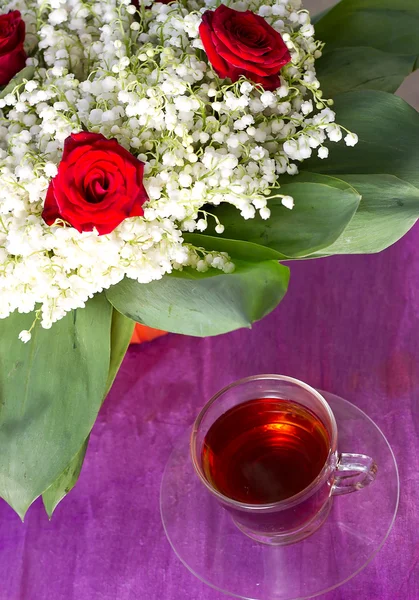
[1,225,419,600]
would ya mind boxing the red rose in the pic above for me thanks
[199,5,291,90]
[42,132,149,235]
[0,11,26,87]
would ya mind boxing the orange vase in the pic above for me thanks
[130,323,167,344]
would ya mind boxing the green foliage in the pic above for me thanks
[316,47,416,96]
[301,90,419,253]
[190,91,419,258]
[310,175,419,255]
[315,0,419,54]
[0,67,35,99]
[183,235,285,261]
[305,91,419,189]
[42,439,88,518]
[198,173,361,258]
[314,0,419,94]
[0,294,112,519]
[106,260,289,336]
[42,309,134,517]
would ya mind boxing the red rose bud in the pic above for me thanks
[199,4,291,91]
[0,10,27,87]
[42,132,149,235]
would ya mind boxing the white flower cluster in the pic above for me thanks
[0,0,357,337]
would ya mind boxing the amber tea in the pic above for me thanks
[202,398,330,504]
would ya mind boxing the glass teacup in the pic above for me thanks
[191,375,377,546]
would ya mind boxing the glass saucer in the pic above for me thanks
[160,391,399,600]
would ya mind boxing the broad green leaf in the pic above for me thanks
[315,0,419,55]
[0,293,112,519]
[183,234,286,261]
[314,0,419,94]
[304,90,419,189]
[310,175,419,255]
[42,439,88,518]
[106,260,290,337]
[42,308,134,517]
[0,67,35,100]
[199,173,360,258]
[105,309,135,396]
[316,47,416,96]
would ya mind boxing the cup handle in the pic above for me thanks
[331,453,377,496]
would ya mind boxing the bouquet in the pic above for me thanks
[0,0,418,518]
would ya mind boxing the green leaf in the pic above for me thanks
[42,308,134,517]
[197,173,361,258]
[316,47,416,96]
[42,439,88,518]
[105,309,135,397]
[300,90,419,254]
[183,234,286,261]
[310,175,419,255]
[304,90,419,189]
[106,260,289,337]
[314,0,419,94]
[0,67,35,100]
[315,0,419,55]
[0,293,112,519]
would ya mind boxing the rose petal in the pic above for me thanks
[242,69,281,90]
[199,16,231,79]
[0,10,26,87]
[0,12,25,55]
[0,45,26,86]
[213,10,269,57]
[212,36,271,76]
[41,183,62,226]
[62,132,106,160]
